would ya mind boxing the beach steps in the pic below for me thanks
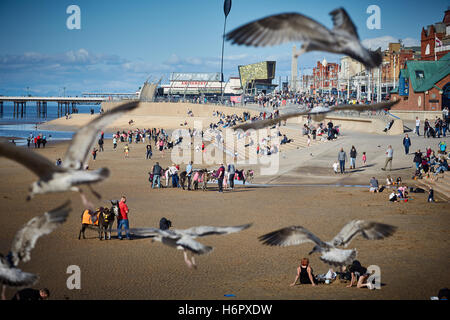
[202,126,325,161]
[415,171,450,201]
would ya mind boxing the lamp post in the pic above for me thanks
[220,0,232,104]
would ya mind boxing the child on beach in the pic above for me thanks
[386,175,393,186]
[428,188,434,202]
[124,144,129,158]
[362,152,367,165]
[333,161,339,174]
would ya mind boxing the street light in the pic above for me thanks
[220,0,232,104]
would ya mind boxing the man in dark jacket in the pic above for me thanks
[152,162,162,188]
[402,134,411,155]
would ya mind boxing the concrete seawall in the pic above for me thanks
[41,102,403,135]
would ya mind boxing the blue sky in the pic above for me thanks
[0,0,448,96]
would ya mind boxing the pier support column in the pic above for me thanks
[43,101,47,117]
[0,101,3,114]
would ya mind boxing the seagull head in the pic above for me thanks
[308,245,321,255]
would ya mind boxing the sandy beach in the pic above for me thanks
[1,104,449,300]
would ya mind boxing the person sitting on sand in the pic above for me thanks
[346,260,374,289]
[290,258,317,287]
[389,191,398,202]
[386,175,393,187]
[369,177,379,193]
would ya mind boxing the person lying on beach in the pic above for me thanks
[290,258,317,287]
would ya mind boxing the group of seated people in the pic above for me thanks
[290,258,375,289]
[368,176,412,202]
[413,144,449,178]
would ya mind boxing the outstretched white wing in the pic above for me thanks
[0,140,64,179]
[63,100,139,170]
[9,201,71,266]
[331,220,397,247]
[180,223,252,238]
[258,226,327,247]
[226,12,334,47]
[232,100,399,131]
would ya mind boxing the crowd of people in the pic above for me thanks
[26,133,48,149]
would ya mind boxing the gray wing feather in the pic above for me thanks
[63,101,139,170]
[259,226,326,247]
[232,100,398,131]
[10,201,71,266]
[331,220,397,247]
[128,228,178,239]
[0,257,38,287]
[226,13,335,47]
[180,223,252,238]
[0,141,63,178]
[329,8,358,38]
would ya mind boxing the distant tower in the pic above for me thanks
[291,45,298,92]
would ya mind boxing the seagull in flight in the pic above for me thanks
[259,220,397,266]
[232,100,399,131]
[0,100,139,209]
[226,7,382,69]
[0,201,71,299]
[129,223,252,269]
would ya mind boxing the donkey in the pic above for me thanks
[78,201,119,240]
[99,200,119,240]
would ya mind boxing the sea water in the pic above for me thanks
[0,103,100,145]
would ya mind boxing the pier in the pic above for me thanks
[0,96,107,118]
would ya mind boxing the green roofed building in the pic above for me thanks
[391,52,450,111]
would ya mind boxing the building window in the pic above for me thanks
[415,70,425,79]
[425,44,430,55]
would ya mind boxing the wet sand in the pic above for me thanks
[1,136,449,300]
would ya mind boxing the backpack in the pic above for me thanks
[159,217,172,230]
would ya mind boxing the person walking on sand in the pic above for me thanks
[146,144,152,159]
[113,136,117,150]
[124,144,130,158]
[415,117,420,136]
[402,134,411,155]
[92,148,98,160]
[186,161,193,190]
[117,196,131,240]
[338,148,347,174]
[349,146,357,169]
[227,162,236,190]
[152,162,162,189]
[382,145,394,171]
[217,163,225,193]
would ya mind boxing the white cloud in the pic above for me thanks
[362,35,420,50]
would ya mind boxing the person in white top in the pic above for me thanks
[415,117,420,136]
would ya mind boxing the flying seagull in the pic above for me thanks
[232,100,399,131]
[226,8,382,69]
[259,220,397,266]
[129,223,252,268]
[0,100,139,209]
[0,201,71,299]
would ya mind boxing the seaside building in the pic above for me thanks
[160,72,242,98]
[238,61,277,95]
[391,52,450,111]
[312,59,339,93]
[421,9,450,61]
